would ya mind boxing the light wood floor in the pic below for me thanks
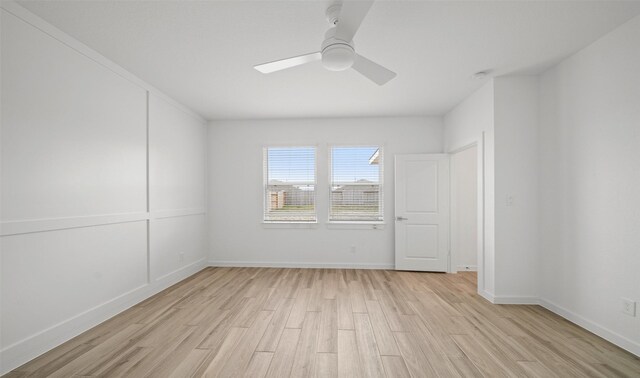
[6,267,640,377]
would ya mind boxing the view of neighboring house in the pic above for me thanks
[267,179,381,221]
[267,180,314,209]
[331,179,379,206]
[268,179,379,211]
[329,181,381,221]
[267,148,381,219]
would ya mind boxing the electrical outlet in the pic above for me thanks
[350,246,356,254]
[622,298,636,316]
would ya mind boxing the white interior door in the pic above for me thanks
[395,154,450,271]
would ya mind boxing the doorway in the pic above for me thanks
[451,145,478,286]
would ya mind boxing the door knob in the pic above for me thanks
[396,216,408,221]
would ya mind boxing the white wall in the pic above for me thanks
[208,117,443,268]
[445,77,539,302]
[0,5,207,374]
[493,76,539,300]
[451,145,477,271]
[538,14,640,355]
[444,82,495,297]
[149,95,208,282]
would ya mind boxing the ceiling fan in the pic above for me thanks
[254,0,396,85]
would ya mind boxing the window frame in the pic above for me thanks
[262,145,318,224]
[327,144,384,224]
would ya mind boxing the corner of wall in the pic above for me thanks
[492,75,540,299]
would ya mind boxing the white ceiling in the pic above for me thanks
[17,1,640,120]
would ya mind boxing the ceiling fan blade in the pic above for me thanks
[254,52,321,74]
[334,0,374,42]
[352,54,396,85]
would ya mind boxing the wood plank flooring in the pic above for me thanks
[6,267,640,377]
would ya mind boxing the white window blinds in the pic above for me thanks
[330,146,383,222]
[263,146,317,222]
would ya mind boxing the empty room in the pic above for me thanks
[1,0,639,376]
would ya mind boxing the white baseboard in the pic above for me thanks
[0,259,207,376]
[456,265,477,272]
[492,295,540,305]
[478,290,539,305]
[208,260,394,270]
[475,293,638,356]
[478,289,495,303]
[539,298,640,357]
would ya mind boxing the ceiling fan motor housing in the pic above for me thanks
[321,27,355,71]
[253,1,396,85]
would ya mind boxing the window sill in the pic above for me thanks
[326,222,385,230]
[262,222,318,229]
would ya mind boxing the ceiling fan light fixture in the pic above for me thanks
[321,43,355,71]
[253,0,396,85]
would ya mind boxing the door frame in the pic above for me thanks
[448,134,485,295]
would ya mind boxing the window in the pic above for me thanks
[263,146,316,222]
[330,146,383,222]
